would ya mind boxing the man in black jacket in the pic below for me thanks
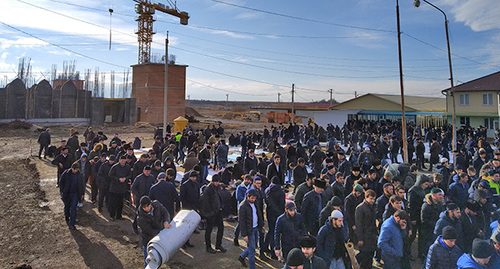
[293,157,308,192]
[59,162,85,230]
[267,154,284,185]
[238,188,265,269]
[200,174,226,254]
[37,128,51,159]
[108,155,131,220]
[52,147,74,187]
[136,196,171,267]
[274,201,307,261]
[301,179,326,236]
[244,149,258,174]
[264,176,286,259]
[97,155,115,213]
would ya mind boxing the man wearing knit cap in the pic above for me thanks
[299,235,327,269]
[378,210,408,269]
[456,238,494,268]
[426,226,463,269]
[319,196,343,227]
[317,210,348,268]
[302,179,326,236]
[285,248,306,269]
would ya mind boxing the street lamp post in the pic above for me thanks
[414,0,456,151]
[396,0,408,163]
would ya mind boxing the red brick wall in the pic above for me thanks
[131,63,186,124]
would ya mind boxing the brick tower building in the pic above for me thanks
[131,63,187,124]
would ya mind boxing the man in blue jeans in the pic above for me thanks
[238,189,264,269]
[59,162,85,230]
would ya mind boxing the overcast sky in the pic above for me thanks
[1,0,499,102]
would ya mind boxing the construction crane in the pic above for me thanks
[133,0,189,64]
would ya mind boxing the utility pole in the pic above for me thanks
[278,93,281,103]
[396,0,408,163]
[329,89,333,107]
[291,84,295,123]
[163,32,169,139]
[355,91,358,98]
[226,94,229,102]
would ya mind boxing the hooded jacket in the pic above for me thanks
[421,193,445,235]
[456,253,488,269]
[274,211,306,253]
[425,236,463,269]
[316,217,348,266]
[433,211,464,250]
[265,183,285,218]
[408,175,429,223]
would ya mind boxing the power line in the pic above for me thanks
[0,20,128,69]
[209,0,394,33]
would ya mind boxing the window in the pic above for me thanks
[483,93,493,106]
[460,117,470,126]
[484,117,495,129]
[459,94,469,105]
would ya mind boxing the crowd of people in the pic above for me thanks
[37,119,500,269]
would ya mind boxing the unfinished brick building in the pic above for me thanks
[131,63,187,124]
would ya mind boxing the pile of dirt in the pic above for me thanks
[185,107,203,118]
[0,119,32,130]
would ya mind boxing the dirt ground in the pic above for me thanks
[0,111,284,269]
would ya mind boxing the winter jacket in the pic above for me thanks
[267,163,284,185]
[316,217,348,266]
[180,179,200,210]
[408,175,428,223]
[294,182,313,213]
[355,200,378,251]
[244,156,258,174]
[425,236,463,269]
[59,168,85,200]
[378,216,405,259]
[345,193,364,230]
[449,181,470,209]
[108,162,131,194]
[421,194,445,236]
[265,183,285,219]
[236,182,251,207]
[131,173,156,206]
[136,200,170,247]
[302,190,322,235]
[149,180,180,217]
[238,199,264,237]
[434,211,464,250]
[97,161,113,189]
[456,253,487,269]
[292,165,308,192]
[38,130,51,145]
[199,183,222,218]
[274,212,306,253]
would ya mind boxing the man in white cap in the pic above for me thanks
[316,210,348,268]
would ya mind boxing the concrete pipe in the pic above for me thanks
[145,210,201,269]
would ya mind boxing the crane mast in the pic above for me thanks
[133,0,189,64]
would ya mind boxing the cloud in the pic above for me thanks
[0,37,49,49]
[234,12,261,20]
[442,0,500,31]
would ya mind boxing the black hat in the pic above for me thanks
[100,152,107,157]
[285,201,296,210]
[466,200,481,213]
[286,248,305,267]
[330,196,343,207]
[446,203,459,211]
[442,226,458,240]
[246,189,258,197]
[119,155,127,160]
[143,165,152,171]
[472,238,494,259]
[271,175,281,184]
[299,235,317,248]
[109,155,116,161]
[352,166,360,172]
[140,196,152,207]
[190,171,199,177]
[314,179,326,189]
[211,174,221,182]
